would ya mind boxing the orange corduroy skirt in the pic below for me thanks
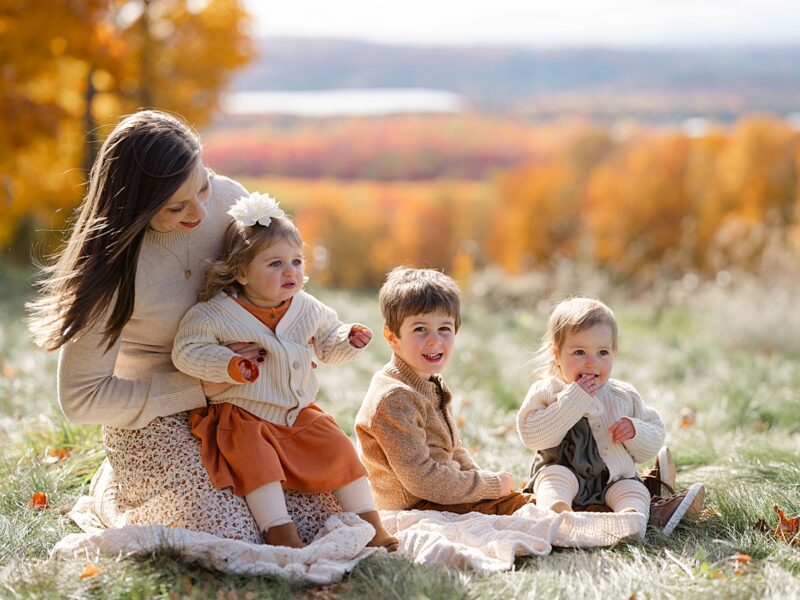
[188,403,367,496]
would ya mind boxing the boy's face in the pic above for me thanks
[384,311,456,377]
[556,324,615,389]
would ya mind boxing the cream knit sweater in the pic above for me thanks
[355,355,502,510]
[57,175,247,429]
[171,291,363,426]
[516,377,665,483]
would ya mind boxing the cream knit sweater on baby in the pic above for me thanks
[172,291,362,426]
[516,378,665,483]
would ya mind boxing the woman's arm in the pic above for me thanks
[57,315,206,429]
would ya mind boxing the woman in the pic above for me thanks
[28,110,339,541]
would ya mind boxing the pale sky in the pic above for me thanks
[242,0,800,47]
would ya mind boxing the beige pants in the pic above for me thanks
[534,464,650,517]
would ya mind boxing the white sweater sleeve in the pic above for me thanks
[171,303,242,384]
[58,311,206,430]
[620,383,666,463]
[517,378,604,451]
[311,300,362,365]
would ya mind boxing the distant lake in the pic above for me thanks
[221,88,466,117]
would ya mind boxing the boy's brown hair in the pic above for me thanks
[379,267,461,336]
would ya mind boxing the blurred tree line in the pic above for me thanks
[247,116,799,289]
[492,116,800,283]
[0,0,254,255]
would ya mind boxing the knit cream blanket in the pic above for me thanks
[51,494,379,584]
[382,505,646,572]
[52,500,644,581]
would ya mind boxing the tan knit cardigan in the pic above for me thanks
[516,377,666,483]
[355,355,502,510]
[172,291,363,426]
[57,175,246,429]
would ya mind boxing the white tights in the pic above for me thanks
[534,465,650,517]
[245,477,376,533]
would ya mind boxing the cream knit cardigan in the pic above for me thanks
[516,378,665,483]
[172,291,363,426]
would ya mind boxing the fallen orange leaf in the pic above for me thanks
[28,492,49,510]
[41,447,70,464]
[79,562,102,580]
[730,553,752,575]
[754,505,800,546]
[773,505,800,543]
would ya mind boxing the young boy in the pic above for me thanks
[355,267,536,514]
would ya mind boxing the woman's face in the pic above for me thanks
[148,160,211,233]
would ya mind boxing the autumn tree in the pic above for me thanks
[489,126,612,272]
[584,133,694,281]
[0,0,254,253]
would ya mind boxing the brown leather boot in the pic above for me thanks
[263,522,305,548]
[358,510,399,552]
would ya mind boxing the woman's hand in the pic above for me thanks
[201,342,265,398]
[227,342,266,363]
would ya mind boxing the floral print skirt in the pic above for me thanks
[96,412,342,543]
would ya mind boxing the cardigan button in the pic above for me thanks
[292,361,300,369]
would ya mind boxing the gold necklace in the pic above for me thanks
[267,300,286,319]
[161,242,192,279]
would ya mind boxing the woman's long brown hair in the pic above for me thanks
[27,110,200,351]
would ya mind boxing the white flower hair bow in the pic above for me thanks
[227,192,285,227]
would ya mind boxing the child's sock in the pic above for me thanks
[333,477,375,514]
[245,481,292,532]
[534,465,579,512]
[604,479,650,517]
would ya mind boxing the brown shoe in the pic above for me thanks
[643,446,677,498]
[649,483,705,535]
[263,522,305,548]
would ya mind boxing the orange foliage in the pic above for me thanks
[585,134,693,278]
[490,116,800,281]
[0,0,254,251]
[240,177,494,289]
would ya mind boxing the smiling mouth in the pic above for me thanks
[282,282,296,289]
[422,353,443,362]
[181,219,202,228]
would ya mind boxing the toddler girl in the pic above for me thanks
[172,192,397,549]
[516,297,665,538]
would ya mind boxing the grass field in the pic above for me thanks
[1,262,799,599]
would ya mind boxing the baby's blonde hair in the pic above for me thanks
[200,216,303,301]
[533,297,618,378]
